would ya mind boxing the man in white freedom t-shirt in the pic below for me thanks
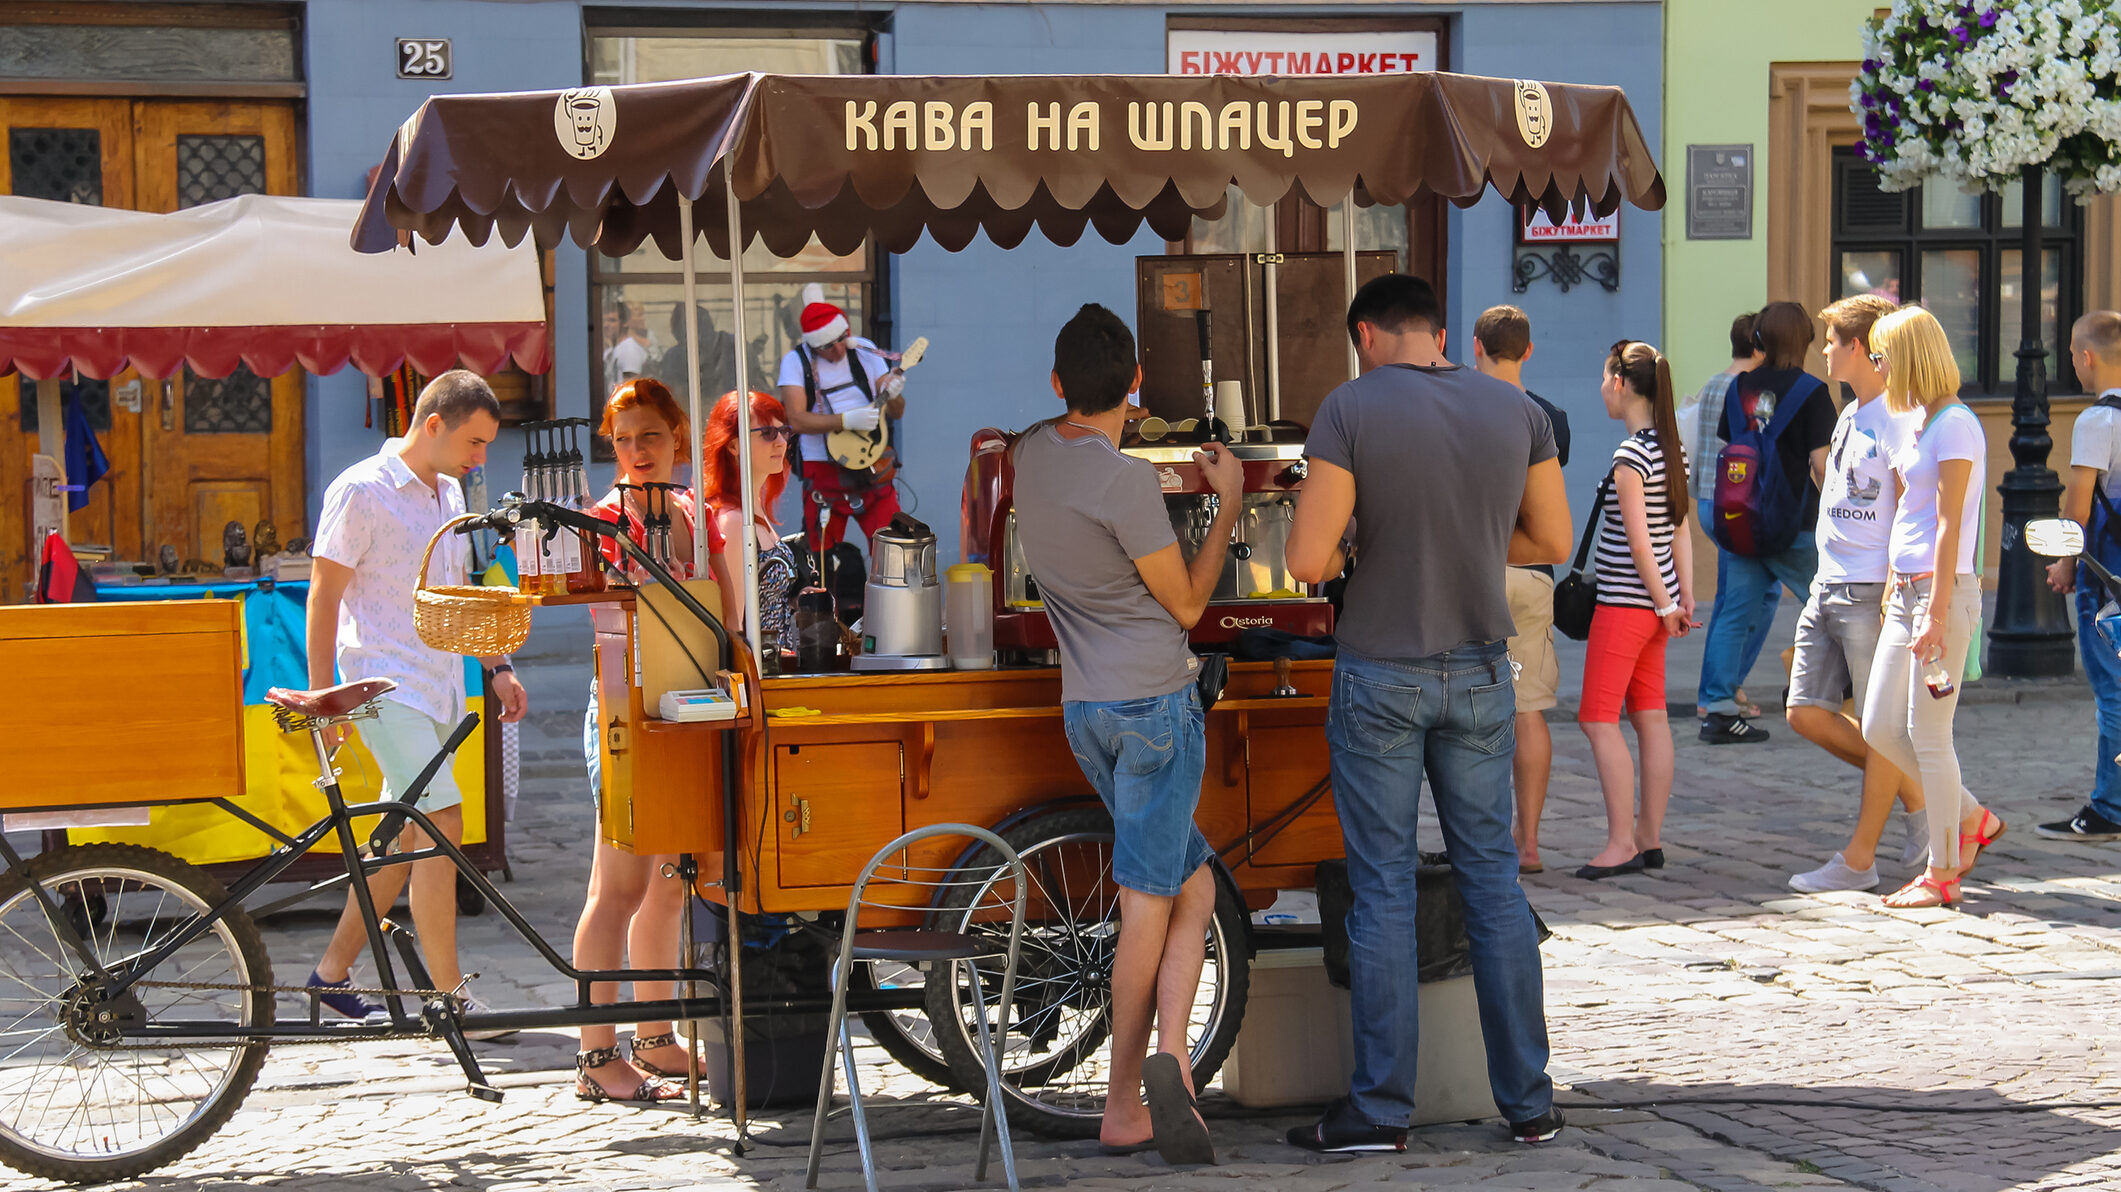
[1785,295,1933,893]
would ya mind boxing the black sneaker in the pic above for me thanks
[1286,1098,1407,1153]
[1699,713,1770,745]
[2035,805,2121,841]
[1511,1106,1566,1143]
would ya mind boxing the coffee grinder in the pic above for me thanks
[852,513,950,671]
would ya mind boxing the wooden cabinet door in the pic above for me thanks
[0,97,138,599]
[773,740,907,889]
[133,102,304,569]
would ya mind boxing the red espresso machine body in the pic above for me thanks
[961,429,1333,655]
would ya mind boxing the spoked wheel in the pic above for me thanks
[0,844,271,1183]
[922,807,1250,1138]
[852,960,962,1091]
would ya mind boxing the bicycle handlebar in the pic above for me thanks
[460,499,736,660]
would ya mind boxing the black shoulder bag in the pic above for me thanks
[1551,474,1611,642]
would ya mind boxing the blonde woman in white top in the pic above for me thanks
[1859,307,2005,908]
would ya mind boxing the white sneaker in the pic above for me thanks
[1789,853,1880,893]
[459,994,518,1041]
[1899,809,1931,868]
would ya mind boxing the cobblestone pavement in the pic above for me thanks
[12,619,2121,1192]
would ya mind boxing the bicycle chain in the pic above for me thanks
[69,978,456,1049]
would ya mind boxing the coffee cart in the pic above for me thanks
[353,67,1663,1138]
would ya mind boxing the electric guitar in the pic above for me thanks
[825,336,927,486]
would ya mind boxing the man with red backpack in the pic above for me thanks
[1697,301,1836,744]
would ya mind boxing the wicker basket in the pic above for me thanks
[413,514,533,655]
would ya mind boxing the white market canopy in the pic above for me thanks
[0,193,550,380]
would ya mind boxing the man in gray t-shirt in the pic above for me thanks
[1284,274,1573,1156]
[1013,303,1240,1165]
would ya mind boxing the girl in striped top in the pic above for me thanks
[1576,341,1696,880]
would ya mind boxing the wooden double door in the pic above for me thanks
[0,97,304,600]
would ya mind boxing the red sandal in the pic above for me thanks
[1883,872,1961,909]
[1957,811,2006,878]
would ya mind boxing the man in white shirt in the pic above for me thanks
[303,371,530,1025]
[776,301,907,550]
[604,302,649,386]
[1787,296,1930,892]
[2041,310,2121,842]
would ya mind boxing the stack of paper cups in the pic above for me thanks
[1213,379,1247,438]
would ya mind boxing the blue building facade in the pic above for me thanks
[291,0,1663,560]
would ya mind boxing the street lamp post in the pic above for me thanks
[1987,164,2076,677]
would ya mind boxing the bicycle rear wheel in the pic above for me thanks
[0,844,271,1183]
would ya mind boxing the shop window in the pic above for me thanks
[584,27,877,422]
[1830,147,2081,395]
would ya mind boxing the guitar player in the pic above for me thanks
[778,301,907,551]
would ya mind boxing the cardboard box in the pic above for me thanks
[1219,947,1497,1125]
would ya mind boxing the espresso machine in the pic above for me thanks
[962,431,1333,658]
[853,513,950,671]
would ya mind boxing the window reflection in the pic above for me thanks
[1918,249,1982,387]
[1839,250,1903,302]
[1920,185,1982,230]
[1999,247,2063,373]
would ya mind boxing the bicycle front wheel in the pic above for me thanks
[0,844,271,1183]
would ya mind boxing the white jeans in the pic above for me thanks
[1860,575,1984,869]
[364,699,465,812]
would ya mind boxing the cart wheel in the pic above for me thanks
[456,873,486,918]
[0,844,271,1183]
[852,961,964,1091]
[922,807,1251,1140]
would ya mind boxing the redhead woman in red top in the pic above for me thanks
[571,378,714,1103]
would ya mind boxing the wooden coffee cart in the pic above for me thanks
[359,68,1665,1137]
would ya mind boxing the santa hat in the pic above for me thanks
[800,302,850,349]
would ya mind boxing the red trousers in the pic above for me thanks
[801,461,901,551]
[1579,604,1669,723]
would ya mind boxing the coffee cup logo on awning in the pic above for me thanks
[842,98,1359,156]
[555,87,616,160]
[1514,80,1553,149]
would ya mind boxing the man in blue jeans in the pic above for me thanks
[2041,310,2121,842]
[1287,274,1574,1152]
[1697,301,1836,744]
[1013,303,1243,1165]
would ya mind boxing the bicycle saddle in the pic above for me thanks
[265,678,398,719]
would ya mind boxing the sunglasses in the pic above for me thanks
[1868,352,1887,367]
[751,425,794,443]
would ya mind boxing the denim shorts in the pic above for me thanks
[1061,686,1214,897]
[1789,581,1888,711]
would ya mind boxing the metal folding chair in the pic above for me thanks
[805,824,1027,1192]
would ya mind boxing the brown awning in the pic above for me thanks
[354,71,1663,257]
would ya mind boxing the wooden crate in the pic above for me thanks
[0,601,243,811]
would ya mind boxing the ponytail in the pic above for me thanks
[1649,354,1689,524]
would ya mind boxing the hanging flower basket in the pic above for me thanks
[1852,0,2121,195]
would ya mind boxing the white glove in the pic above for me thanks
[841,406,882,434]
[880,371,905,400]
